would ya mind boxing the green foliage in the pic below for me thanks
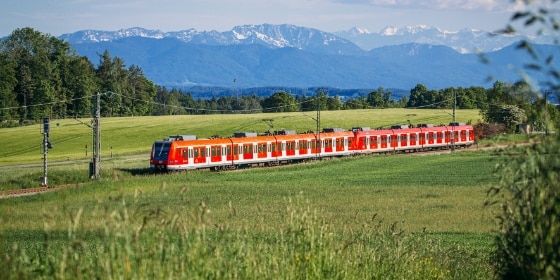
[262,91,298,112]
[489,134,560,279]
[482,104,527,132]
[488,1,560,279]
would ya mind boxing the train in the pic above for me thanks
[150,122,475,171]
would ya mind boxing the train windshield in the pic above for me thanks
[153,142,171,160]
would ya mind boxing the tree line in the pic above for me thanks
[1,27,557,132]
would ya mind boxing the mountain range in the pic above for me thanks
[59,24,559,91]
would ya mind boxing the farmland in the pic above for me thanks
[0,109,508,279]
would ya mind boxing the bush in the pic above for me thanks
[488,132,560,279]
[473,123,507,140]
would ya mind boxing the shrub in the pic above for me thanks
[488,131,560,279]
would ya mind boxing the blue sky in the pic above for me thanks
[1,0,527,36]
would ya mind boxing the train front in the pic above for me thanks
[150,140,172,171]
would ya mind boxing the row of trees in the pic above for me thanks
[0,27,156,124]
[0,27,557,133]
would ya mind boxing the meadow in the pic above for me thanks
[0,108,481,166]
[0,109,509,279]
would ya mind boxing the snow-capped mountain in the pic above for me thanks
[58,24,559,89]
[335,25,555,53]
[60,24,555,54]
[60,24,363,55]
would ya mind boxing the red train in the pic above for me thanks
[150,123,475,171]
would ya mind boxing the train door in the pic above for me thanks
[270,142,281,158]
[445,131,451,144]
[311,139,320,155]
[285,141,295,157]
[324,138,333,153]
[391,134,398,148]
[371,136,378,150]
[427,132,434,145]
[243,144,254,160]
[210,145,222,163]
[180,148,188,164]
[226,145,233,161]
[436,132,443,144]
[410,133,417,146]
[187,147,193,166]
[257,142,268,159]
[193,146,206,164]
[380,135,388,149]
[400,133,408,148]
[335,138,343,152]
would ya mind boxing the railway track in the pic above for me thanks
[0,184,77,199]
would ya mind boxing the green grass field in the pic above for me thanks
[0,109,481,166]
[0,109,507,279]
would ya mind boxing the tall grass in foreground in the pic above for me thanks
[0,192,493,279]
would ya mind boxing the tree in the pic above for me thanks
[0,52,17,123]
[367,88,384,108]
[326,95,342,110]
[483,104,527,132]
[96,51,128,116]
[407,84,429,108]
[1,28,72,121]
[262,91,297,112]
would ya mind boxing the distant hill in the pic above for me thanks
[61,25,559,91]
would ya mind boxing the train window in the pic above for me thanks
[182,149,188,159]
[271,143,276,152]
[194,148,199,158]
[411,134,416,141]
[227,146,232,156]
[201,148,206,157]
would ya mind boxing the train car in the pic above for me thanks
[273,131,319,163]
[229,133,278,168]
[317,128,354,158]
[352,127,398,154]
[447,123,475,148]
[151,135,234,171]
